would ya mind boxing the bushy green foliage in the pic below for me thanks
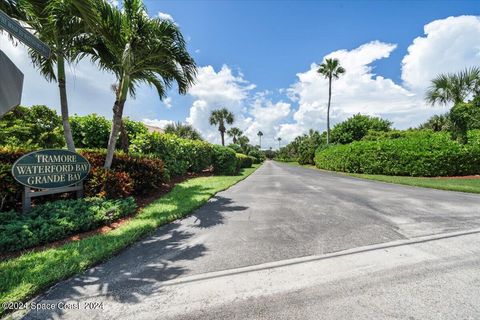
[418,113,451,132]
[227,144,243,153]
[330,113,392,144]
[70,114,148,149]
[0,105,65,148]
[70,114,110,148]
[449,102,480,143]
[247,149,264,163]
[164,121,203,140]
[0,197,136,253]
[236,153,253,169]
[130,132,212,179]
[212,145,237,175]
[315,130,480,177]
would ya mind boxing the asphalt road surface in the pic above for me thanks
[18,161,480,320]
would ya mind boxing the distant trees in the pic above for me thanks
[164,122,203,140]
[425,67,480,143]
[227,127,242,144]
[330,114,392,144]
[209,108,234,146]
[257,131,263,148]
[317,58,345,145]
[426,67,480,106]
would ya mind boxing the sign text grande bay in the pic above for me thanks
[12,149,90,189]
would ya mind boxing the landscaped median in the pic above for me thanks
[0,164,260,316]
[277,161,480,194]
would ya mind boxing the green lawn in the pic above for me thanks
[346,173,480,194]
[0,165,260,316]
[276,160,480,194]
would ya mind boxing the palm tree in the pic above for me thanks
[1,0,97,151]
[277,137,282,149]
[164,121,203,140]
[227,127,242,144]
[86,0,196,168]
[209,108,234,146]
[257,131,263,148]
[317,58,346,144]
[426,67,480,106]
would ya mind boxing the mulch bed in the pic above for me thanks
[431,175,480,179]
[0,170,213,261]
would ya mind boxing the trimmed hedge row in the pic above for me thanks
[212,145,238,175]
[315,130,480,177]
[130,132,212,179]
[0,197,136,253]
[236,153,254,170]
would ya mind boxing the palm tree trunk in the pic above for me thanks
[326,75,332,145]
[104,99,125,168]
[221,130,225,146]
[104,75,129,168]
[57,55,76,151]
[259,136,262,148]
[119,120,129,154]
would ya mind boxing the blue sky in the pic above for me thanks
[2,0,480,148]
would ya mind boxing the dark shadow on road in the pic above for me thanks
[21,188,248,319]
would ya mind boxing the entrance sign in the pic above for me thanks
[12,149,90,189]
[0,50,23,116]
[0,10,51,58]
[12,149,90,213]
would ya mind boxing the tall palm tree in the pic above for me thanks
[317,58,345,144]
[209,108,234,146]
[426,67,480,106]
[86,0,196,168]
[257,130,263,148]
[277,137,282,149]
[227,127,242,144]
[1,0,97,151]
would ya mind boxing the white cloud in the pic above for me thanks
[158,12,175,23]
[142,118,173,128]
[163,97,172,108]
[402,15,480,92]
[185,65,290,148]
[289,41,421,134]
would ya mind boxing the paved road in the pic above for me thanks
[19,161,480,319]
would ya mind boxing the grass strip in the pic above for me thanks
[276,160,480,194]
[0,165,260,315]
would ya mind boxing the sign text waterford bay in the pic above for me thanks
[12,149,90,189]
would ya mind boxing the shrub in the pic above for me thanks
[247,149,263,163]
[84,168,134,199]
[130,132,212,178]
[236,153,253,170]
[315,130,480,177]
[330,113,392,144]
[70,114,111,149]
[212,145,237,175]
[71,114,148,149]
[81,150,165,195]
[0,197,136,253]
[0,105,64,148]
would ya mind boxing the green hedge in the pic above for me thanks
[315,130,480,177]
[130,132,212,179]
[212,145,237,175]
[236,153,253,169]
[0,197,136,253]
